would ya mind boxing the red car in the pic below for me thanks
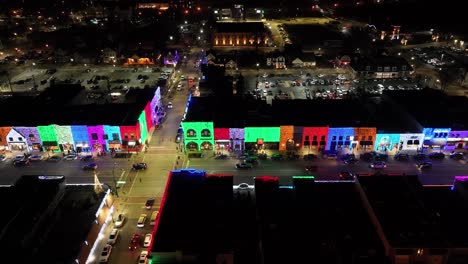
[129,233,139,251]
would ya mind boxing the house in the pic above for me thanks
[266,51,286,69]
[290,53,316,68]
[206,53,237,69]
[350,56,413,79]
[101,47,117,64]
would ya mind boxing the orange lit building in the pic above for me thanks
[353,127,377,150]
[213,22,269,47]
[279,126,294,151]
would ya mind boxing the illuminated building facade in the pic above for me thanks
[353,127,377,150]
[446,130,468,151]
[327,127,354,151]
[374,133,400,151]
[398,133,424,151]
[244,127,280,152]
[302,126,329,152]
[422,128,451,150]
[181,122,215,151]
[213,22,269,47]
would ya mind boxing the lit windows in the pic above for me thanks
[187,129,196,137]
[29,134,35,142]
[201,129,211,137]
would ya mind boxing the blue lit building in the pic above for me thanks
[422,128,451,150]
[326,127,354,151]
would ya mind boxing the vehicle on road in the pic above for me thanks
[64,154,77,160]
[344,157,359,164]
[450,152,464,160]
[13,155,25,162]
[167,102,173,109]
[114,214,125,228]
[394,153,410,161]
[325,153,337,160]
[107,228,119,245]
[339,171,355,180]
[139,250,148,264]
[129,234,139,251]
[28,155,43,161]
[340,153,355,160]
[305,165,318,173]
[369,161,386,169]
[417,161,433,169]
[429,152,445,160]
[145,198,155,210]
[236,163,253,169]
[99,245,112,263]
[237,154,249,159]
[80,155,94,161]
[150,211,159,226]
[0,155,6,161]
[137,214,147,228]
[13,159,30,166]
[215,154,228,160]
[244,157,259,164]
[144,234,152,247]
[83,163,98,170]
[133,163,148,170]
[360,152,374,162]
[47,156,61,162]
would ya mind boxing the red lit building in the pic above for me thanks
[302,127,329,152]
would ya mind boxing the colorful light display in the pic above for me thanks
[279,126,294,151]
[374,133,400,151]
[181,122,214,151]
[214,128,230,140]
[244,127,280,143]
[138,110,149,144]
[326,127,354,150]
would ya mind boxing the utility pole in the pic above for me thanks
[112,162,119,197]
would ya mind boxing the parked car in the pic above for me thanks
[429,152,445,160]
[374,153,388,161]
[215,154,228,160]
[99,245,112,263]
[47,156,61,162]
[129,233,139,251]
[83,163,98,170]
[326,153,337,160]
[369,161,386,169]
[80,155,94,161]
[143,234,152,247]
[107,228,119,245]
[236,163,253,169]
[137,214,147,228]
[114,214,125,228]
[339,171,355,180]
[394,153,410,161]
[133,163,148,170]
[13,155,25,162]
[0,154,6,161]
[13,159,30,166]
[344,157,359,164]
[417,161,433,169]
[64,154,77,160]
[28,154,43,161]
[139,250,148,264]
[340,153,355,160]
[450,152,464,160]
[145,198,155,210]
[413,153,426,161]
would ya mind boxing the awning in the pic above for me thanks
[360,141,373,146]
[42,141,58,147]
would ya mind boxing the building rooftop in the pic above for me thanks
[0,85,156,126]
[150,170,386,264]
[383,88,468,129]
[215,22,266,33]
[0,175,106,263]
[351,56,413,71]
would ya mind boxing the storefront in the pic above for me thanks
[398,133,424,151]
[14,127,42,152]
[354,127,377,150]
[326,127,354,151]
[422,128,451,150]
[302,126,328,152]
[42,141,60,152]
[75,142,90,153]
[244,127,280,152]
[374,133,400,151]
[214,128,231,152]
[181,121,215,152]
[6,128,28,152]
[38,125,59,152]
[229,128,245,152]
[445,130,468,151]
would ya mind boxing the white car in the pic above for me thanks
[143,233,152,247]
[107,228,119,245]
[63,154,77,160]
[114,214,125,228]
[167,102,173,109]
[139,250,148,264]
[137,214,147,228]
[29,155,43,161]
[99,245,112,263]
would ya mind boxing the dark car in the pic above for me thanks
[417,161,433,169]
[236,163,253,169]
[360,152,374,161]
[47,156,61,162]
[374,153,388,161]
[429,152,445,160]
[450,152,464,160]
[394,153,410,161]
[271,153,283,160]
[83,163,98,170]
[237,154,249,159]
[344,157,359,164]
[245,157,259,164]
[46,68,56,74]
[13,159,30,166]
[303,154,318,160]
[132,163,148,170]
[129,233,139,251]
[413,153,426,161]
[340,153,355,160]
[339,171,355,180]
[145,198,155,210]
[215,154,228,160]
[80,155,94,161]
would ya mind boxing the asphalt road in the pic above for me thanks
[185,155,467,186]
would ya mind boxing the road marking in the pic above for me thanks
[128,155,145,197]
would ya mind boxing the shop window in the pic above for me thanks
[187,129,196,137]
[313,136,317,141]
[305,136,309,141]
[9,137,13,141]
[28,134,35,142]
[402,65,407,71]
[392,66,397,71]
[91,133,98,140]
[321,135,325,141]
[377,67,383,72]
[338,136,343,141]
[346,136,350,141]
[103,134,109,140]
[112,133,119,140]
[368,136,372,141]
[124,133,129,139]
[407,140,413,145]
[414,140,420,145]
[201,129,211,137]
[130,133,135,139]
[361,136,365,141]
[18,137,23,141]
[332,136,336,140]
[434,133,439,138]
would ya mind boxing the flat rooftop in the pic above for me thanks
[215,22,266,33]
[150,170,386,263]
[0,176,106,263]
[0,85,156,126]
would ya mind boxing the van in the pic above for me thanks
[150,210,159,226]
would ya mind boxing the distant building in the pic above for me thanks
[265,51,285,69]
[212,22,269,48]
[350,56,413,79]
[290,53,316,68]
[101,47,117,64]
